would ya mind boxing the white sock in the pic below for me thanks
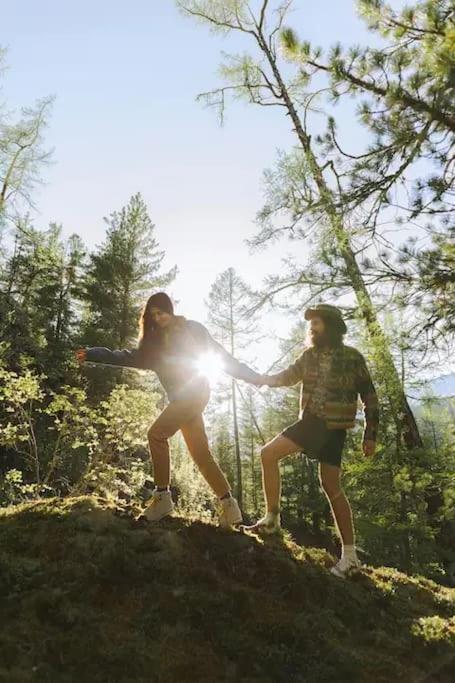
[342,544,357,560]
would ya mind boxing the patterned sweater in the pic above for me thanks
[268,344,379,441]
[85,316,261,401]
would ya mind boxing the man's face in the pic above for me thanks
[151,307,172,328]
[310,316,326,346]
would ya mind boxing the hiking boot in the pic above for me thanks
[242,513,281,535]
[330,554,361,578]
[219,496,243,528]
[144,489,174,522]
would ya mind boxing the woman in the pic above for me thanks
[75,292,261,527]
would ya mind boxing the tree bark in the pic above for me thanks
[256,29,422,449]
[229,269,243,507]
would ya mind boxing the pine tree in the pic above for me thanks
[81,193,176,349]
[0,221,85,382]
[279,0,454,353]
[237,384,263,516]
[206,267,260,508]
[177,0,424,450]
[0,48,53,226]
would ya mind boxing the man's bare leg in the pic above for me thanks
[244,435,299,532]
[318,463,354,545]
[261,435,300,514]
[319,462,360,575]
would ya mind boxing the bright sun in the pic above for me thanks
[194,352,225,384]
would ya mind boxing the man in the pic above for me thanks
[248,304,379,578]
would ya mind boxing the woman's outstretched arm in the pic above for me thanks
[188,321,262,384]
[75,346,145,369]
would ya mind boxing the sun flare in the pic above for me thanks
[194,352,225,384]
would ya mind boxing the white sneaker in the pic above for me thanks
[219,496,242,528]
[243,512,281,535]
[330,554,361,578]
[144,489,174,522]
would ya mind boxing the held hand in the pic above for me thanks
[74,348,87,365]
[249,373,268,387]
[261,374,276,387]
[249,374,264,387]
[253,374,276,388]
[362,439,376,458]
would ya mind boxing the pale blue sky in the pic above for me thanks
[3,1,405,366]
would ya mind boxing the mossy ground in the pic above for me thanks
[0,496,454,682]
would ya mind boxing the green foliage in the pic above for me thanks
[171,435,215,521]
[94,385,159,456]
[206,267,261,507]
[0,0,454,622]
[80,193,176,349]
[0,469,52,506]
[0,364,46,484]
[0,362,163,504]
[67,384,161,500]
[0,46,53,221]
[80,460,152,503]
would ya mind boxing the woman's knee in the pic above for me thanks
[261,444,278,464]
[147,424,167,448]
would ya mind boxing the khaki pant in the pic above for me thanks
[147,389,230,498]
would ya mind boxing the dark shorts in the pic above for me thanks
[280,411,347,467]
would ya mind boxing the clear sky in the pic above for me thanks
[3,0,407,367]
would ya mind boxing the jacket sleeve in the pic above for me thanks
[356,352,379,442]
[190,322,262,384]
[266,351,306,387]
[84,346,145,369]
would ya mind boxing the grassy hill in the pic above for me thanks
[0,496,454,682]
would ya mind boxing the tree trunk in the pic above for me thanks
[231,378,242,507]
[258,31,422,449]
[250,433,257,510]
[228,270,243,507]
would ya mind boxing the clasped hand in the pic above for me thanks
[250,374,273,388]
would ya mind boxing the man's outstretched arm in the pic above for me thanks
[261,351,306,388]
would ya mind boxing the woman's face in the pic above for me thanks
[150,307,173,328]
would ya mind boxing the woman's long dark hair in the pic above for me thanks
[138,300,157,346]
[137,292,174,359]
